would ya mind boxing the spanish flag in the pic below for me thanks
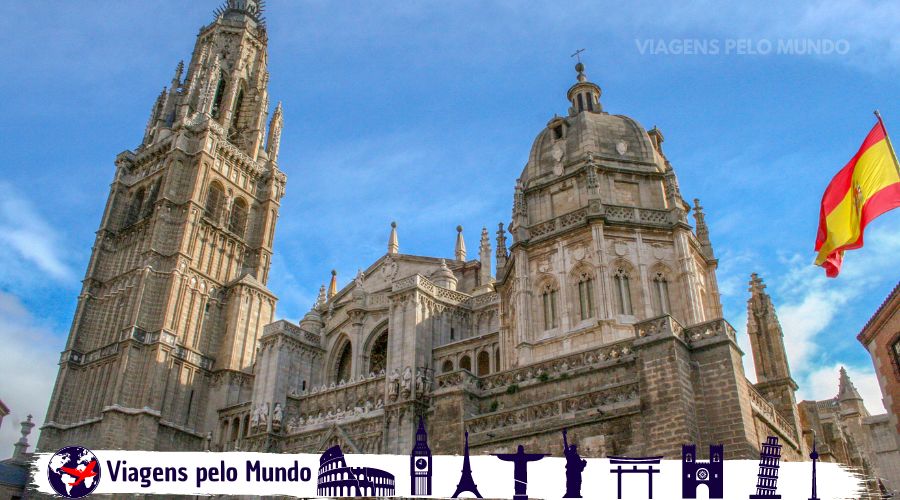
[815,113,900,277]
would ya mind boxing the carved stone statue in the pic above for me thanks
[258,402,269,430]
[415,368,428,397]
[272,402,283,431]
[401,366,413,398]
[388,369,400,401]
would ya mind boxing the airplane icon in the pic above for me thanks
[60,460,98,487]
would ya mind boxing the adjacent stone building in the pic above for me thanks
[858,281,900,437]
[799,368,900,497]
[40,0,812,466]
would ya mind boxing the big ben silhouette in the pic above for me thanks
[410,417,432,495]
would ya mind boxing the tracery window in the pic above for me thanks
[368,330,388,374]
[652,272,671,315]
[541,282,558,330]
[124,188,145,227]
[229,197,248,238]
[205,182,225,223]
[211,73,226,118]
[614,268,633,315]
[576,272,595,321]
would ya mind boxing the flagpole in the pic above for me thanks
[874,109,900,177]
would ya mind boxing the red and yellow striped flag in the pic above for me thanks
[815,115,900,277]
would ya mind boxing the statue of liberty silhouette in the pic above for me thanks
[563,428,587,498]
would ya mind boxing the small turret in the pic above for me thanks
[566,61,602,115]
[12,414,34,463]
[432,259,458,291]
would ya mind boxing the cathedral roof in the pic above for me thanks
[520,64,659,186]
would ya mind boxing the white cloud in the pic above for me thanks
[798,364,887,415]
[0,182,75,283]
[722,224,900,412]
[0,291,60,455]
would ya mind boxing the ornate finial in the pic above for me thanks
[316,284,327,308]
[496,222,508,271]
[455,226,466,261]
[388,221,399,255]
[479,227,492,284]
[571,49,587,82]
[328,269,338,298]
[692,198,713,257]
[172,60,184,87]
[12,414,34,462]
[213,0,266,28]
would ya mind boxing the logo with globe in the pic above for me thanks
[47,446,101,498]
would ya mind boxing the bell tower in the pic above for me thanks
[39,0,287,451]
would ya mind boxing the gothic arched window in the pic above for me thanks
[125,188,145,227]
[229,197,248,238]
[335,342,352,383]
[368,330,388,374]
[441,359,454,373]
[205,182,225,223]
[576,272,595,321]
[211,72,226,118]
[541,282,558,330]
[459,355,472,372]
[230,86,245,136]
[477,351,490,376]
[652,272,671,315]
[614,268,633,315]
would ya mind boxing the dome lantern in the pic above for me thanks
[566,62,602,115]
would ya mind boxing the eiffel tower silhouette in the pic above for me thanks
[451,430,483,498]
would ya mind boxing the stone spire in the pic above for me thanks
[747,273,802,437]
[315,284,327,309]
[747,273,793,383]
[838,367,863,402]
[496,222,508,271]
[455,226,467,261]
[479,227,492,285]
[692,198,714,258]
[328,269,338,299]
[171,60,184,89]
[12,414,34,463]
[387,221,399,255]
[266,102,284,162]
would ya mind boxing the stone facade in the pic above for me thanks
[799,368,900,497]
[40,0,814,468]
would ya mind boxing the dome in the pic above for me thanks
[519,64,661,185]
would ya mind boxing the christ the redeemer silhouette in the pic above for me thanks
[494,445,549,500]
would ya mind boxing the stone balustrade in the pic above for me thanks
[746,381,800,446]
[285,373,387,433]
[466,381,639,438]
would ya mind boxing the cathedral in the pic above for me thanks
[39,0,811,464]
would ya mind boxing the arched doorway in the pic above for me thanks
[368,330,388,374]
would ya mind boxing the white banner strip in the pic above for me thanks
[31,450,865,499]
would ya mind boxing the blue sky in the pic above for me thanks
[1,0,899,449]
